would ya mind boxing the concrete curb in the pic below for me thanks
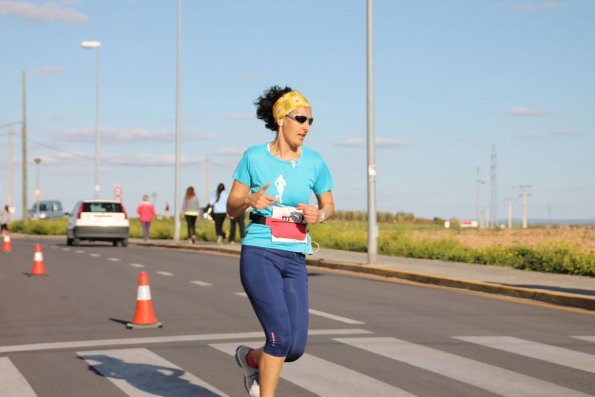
[308,258,595,311]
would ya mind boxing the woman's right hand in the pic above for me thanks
[246,184,278,210]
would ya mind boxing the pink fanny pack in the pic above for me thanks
[265,218,307,240]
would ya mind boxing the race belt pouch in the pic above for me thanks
[267,205,307,243]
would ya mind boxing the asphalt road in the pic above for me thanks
[1,238,594,397]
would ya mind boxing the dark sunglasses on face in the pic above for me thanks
[286,113,314,126]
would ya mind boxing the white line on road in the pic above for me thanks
[0,329,372,354]
[235,292,363,324]
[191,280,212,287]
[62,247,70,251]
[75,250,85,254]
[108,257,121,262]
[156,271,174,276]
[78,348,228,397]
[336,337,592,397]
[0,357,37,397]
[573,336,595,343]
[130,263,145,268]
[455,336,595,374]
[90,253,101,257]
[211,342,412,397]
[308,309,364,325]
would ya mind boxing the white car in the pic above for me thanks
[67,200,130,246]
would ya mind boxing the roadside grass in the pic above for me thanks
[8,217,595,276]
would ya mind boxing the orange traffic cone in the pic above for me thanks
[2,231,12,252]
[30,244,47,276]
[126,271,163,329]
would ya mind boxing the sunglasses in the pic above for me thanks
[286,113,314,126]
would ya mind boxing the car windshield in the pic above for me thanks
[83,202,123,213]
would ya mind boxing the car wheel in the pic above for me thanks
[112,240,118,247]
[67,238,73,246]
[121,238,128,247]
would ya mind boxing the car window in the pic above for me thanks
[83,202,123,213]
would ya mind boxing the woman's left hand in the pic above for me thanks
[296,204,322,224]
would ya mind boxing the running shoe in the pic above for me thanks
[235,345,260,396]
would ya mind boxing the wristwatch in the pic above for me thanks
[319,210,326,223]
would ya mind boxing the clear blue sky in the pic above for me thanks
[1,0,593,222]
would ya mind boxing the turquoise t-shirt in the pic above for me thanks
[233,143,333,254]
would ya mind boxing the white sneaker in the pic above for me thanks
[235,345,259,396]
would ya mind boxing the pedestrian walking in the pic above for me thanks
[182,186,200,244]
[229,209,246,244]
[227,86,334,397]
[0,205,11,234]
[136,195,156,242]
[209,183,229,244]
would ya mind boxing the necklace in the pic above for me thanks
[269,141,300,162]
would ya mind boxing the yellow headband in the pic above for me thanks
[272,91,310,123]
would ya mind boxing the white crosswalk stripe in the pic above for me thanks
[78,348,228,397]
[210,342,415,397]
[455,336,595,374]
[335,337,593,397]
[3,334,595,396]
[0,357,37,397]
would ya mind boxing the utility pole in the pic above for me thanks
[476,167,484,227]
[173,0,182,242]
[205,154,210,204]
[7,125,14,207]
[516,185,531,228]
[490,144,498,228]
[22,71,29,221]
[366,0,378,264]
[505,198,513,229]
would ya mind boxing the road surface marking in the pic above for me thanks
[210,342,412,397]
[235,292,363,325]
[62,247,70,251]
[108,257,121,262]
[573,336,595,343]
[308,309,364,325]
[75,250,85,254]
[130,263,145,268]
[0,357,37,397]
[191,280,212,287]
[455,336,595,374]
[336,337,592,397]
[90,253,101,257]
[156,271,174,276]
[78,348,228,397]
[0,329,372,354]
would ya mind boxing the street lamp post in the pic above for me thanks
[81,40,102,199]
[34,157,42,219]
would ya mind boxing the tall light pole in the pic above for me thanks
[173,0,182,242]
[22,71,29,221]
[81,40,102,199]
[1,121,22,210]
[366,0,378,264]
[34,158,42,219]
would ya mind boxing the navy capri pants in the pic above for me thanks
[240,245,309,361]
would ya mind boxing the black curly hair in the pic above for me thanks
[254,85,293,132]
